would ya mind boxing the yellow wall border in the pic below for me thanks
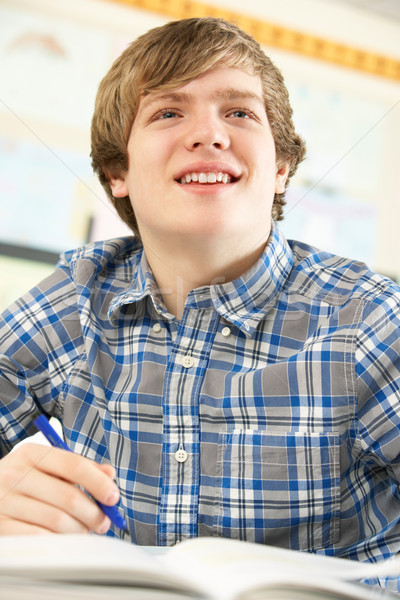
[112,0,400,82]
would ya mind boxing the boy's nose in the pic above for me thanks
[184,115,230,151]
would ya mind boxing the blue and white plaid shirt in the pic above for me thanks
[1,224,400,587]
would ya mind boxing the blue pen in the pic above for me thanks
[34,414,127,531]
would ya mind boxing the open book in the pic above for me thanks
[0,534,399,600]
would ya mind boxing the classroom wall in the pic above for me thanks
[0,0,399,312]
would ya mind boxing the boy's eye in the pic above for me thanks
[158,110,178,119]
[231,110,249,118]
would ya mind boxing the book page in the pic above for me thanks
[1,534,399,600]
[0,535,198,597]
[164,538,399,600]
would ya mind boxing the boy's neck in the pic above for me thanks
[142,232,270,320]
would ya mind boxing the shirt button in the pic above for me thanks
[152,323,161,333]
[221,326,231,337]
[182,355,195,368]
[175,448,188,463]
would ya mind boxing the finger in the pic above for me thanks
[1,467,111,534]
[12,444,120,508]
[96,463,116,480]
[0,515,55,536]
[0,494,91,534]
[0,446,112,534]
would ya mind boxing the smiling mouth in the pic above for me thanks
[177,171,237,184]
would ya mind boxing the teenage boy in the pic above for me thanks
[0,17,400,590]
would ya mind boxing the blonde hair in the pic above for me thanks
[91,17,306,237]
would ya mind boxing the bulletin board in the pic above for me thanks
[0,3,123,310]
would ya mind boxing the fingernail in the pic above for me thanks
[106,488,119,504]
[98,518,110,534]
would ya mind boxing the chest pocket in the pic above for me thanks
[213,430,340,551]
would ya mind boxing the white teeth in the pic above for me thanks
[178,171,232,184]
[198,172,207,183]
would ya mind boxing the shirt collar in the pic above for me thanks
[108,248,169,322]
[109,223,294,334]
[209,222,294,335]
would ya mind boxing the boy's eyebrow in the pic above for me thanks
[140,92,191,110]
[213,87,264,106]
[139,87,265,111]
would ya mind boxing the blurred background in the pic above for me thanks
[1,0,400,313]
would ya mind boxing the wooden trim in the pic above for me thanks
[113,0,400,81]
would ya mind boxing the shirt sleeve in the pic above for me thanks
[0,264,83,456]
[355,284,400,483]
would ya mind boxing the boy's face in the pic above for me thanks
[110,67,288,249]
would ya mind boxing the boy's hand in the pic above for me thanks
[0,443,119,535]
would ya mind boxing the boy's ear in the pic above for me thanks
[275,163,290,195]
[109,176,129,198]
[103,167,129,198]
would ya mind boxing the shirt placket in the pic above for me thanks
[158,305,218,546]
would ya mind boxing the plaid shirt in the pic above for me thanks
[1,224,400,583]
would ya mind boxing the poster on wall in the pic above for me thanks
[0,135,96,254]
[281,77,394,277]
[0,5,111,129]
[281,184,377,269]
